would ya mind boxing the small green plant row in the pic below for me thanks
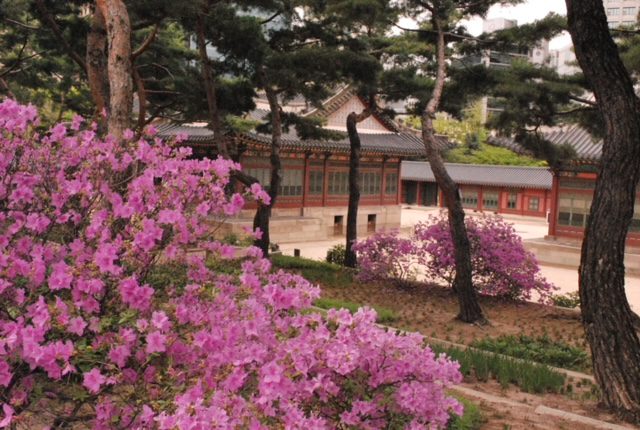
[471,334,590,372]
[430,343,567,394]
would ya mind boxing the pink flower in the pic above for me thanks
[71,114,84,130]
[0,403,14,428]
[108,344,131,368]
[145,331,166,355]
[119,278,154,311]
[0,361,12,387]
[133,218,163,252]
[48,261,73,290]
[94,242,121,275]
[83,368,106,394]
[151,311,171,332]
[67,317,87,336]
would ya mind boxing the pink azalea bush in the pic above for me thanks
[351,230,418,286]
[0,99,462,429]
[413,212,556,302]
[353,213,555,303]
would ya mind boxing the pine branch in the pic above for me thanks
[34,0,87,74]
[3,17,39,30]
[568,94,597,106]
[131,24,159,60]
[260,11,281,25]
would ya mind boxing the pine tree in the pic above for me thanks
[566,0,640,421]
[316,0,397,268]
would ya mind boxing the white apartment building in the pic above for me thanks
[550,45,580,76]
[604,0,640,28]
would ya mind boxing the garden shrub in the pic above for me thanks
[325,243,346,265]
[551,291,580,308]
[352,230,418,285]
[413,212,557,302]
[0,99,462,429]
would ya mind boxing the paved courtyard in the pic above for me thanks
[279,205,640,311]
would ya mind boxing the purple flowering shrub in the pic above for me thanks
[413,213,556,302]
[0,99,462,429]
[351,230,418,285]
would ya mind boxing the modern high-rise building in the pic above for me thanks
[467,18,551,120]
[604,0,640,28]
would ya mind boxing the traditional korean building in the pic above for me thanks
[157,87,451,242]
[489,125,640,245]
[401,161,553,218]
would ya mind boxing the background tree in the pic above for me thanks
[318,0,397,268]
[394,0,533,323]
[469,6,640,419]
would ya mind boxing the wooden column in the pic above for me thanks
[396,160,402,205]
[301,152,311,214]
[322,152,330,207]
[548,171,560,238]
[380,156,387,205]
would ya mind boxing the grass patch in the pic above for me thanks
[314,297,398,324]
[470,334,589,372]
[271,254,353,288]
[447,396,485,430]
[432,344,566,394]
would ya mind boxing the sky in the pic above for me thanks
[465,0,571,49]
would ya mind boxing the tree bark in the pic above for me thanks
[86,4,109,126]
[253,85,283,257]
[345,108,372,268]
[421,19,485,324]
[195,10,229,157]
[566,0,640,421]
[96,0,133,139]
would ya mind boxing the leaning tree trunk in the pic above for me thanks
[195,11,228,157]
[86,4,109,128]
[253,85,283,257]
[345,109,372,268]
[566,0,640,421]
[421,19,485,324]
[96,0,133,139]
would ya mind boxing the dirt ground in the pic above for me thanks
[321,280,586,350]
[318,279,640,430]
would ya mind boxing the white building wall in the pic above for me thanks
[604,0,640,27]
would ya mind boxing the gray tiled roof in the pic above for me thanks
[155,123,215,143]
[401,161,552,190]
[488,125,602,163]
[241,130,451,157]
[544,125,602,162]
[157,123,452,157]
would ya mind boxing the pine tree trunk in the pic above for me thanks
[421,19,485,324]
[345,109,372,268]
[86,4,109,127]
[253,85,282,257]
[96,0,133,139]
[345,112,362,268]
[566,0,640,421]
[195,12,228,157]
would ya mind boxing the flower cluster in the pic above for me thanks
[414,212,556,302]
[351,230,419,285]
[0,99,462,429]
[353,212,556,302]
